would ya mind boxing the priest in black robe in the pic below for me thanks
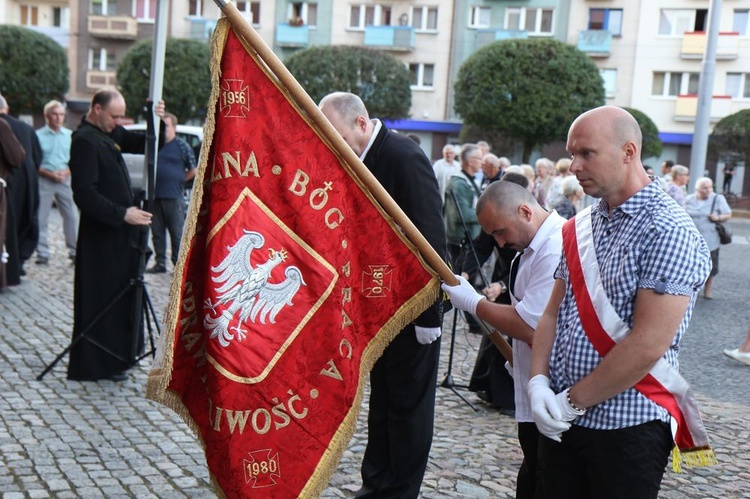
[68,89,164,382]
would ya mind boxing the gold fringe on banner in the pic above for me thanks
[671,445,718,474]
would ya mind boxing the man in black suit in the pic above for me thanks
[320,92,447,498]
[0,93,42,283]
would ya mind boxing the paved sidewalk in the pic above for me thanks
[1,209,749,498]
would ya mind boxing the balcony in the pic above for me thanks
[363,26,414,52]
[276,23,309,48]
[476,29,528,48]
[681,32,739,60]
[88,15,137,40]
[674,95,732,122]
[86,70,117,89]
[577,30,612,57]
[189,18,217,42]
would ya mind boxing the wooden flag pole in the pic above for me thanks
[212,0,513,366]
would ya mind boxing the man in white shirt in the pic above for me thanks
[433,144,460,206]
[441,180,564,499]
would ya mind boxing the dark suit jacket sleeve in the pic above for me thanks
[383,138,447,329]
[70,133,128,227]
[111,121,166,154]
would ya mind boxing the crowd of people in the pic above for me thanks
[2,86,748,497]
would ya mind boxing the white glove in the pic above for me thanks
[504,361,514,379]
[440,275,485,315]
[554,389,587,421]
[415,326,441,345]
[528,374,572,442]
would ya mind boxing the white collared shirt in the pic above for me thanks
[510,210,565,422]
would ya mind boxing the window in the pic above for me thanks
[652,72,700,96]
[289,3,317,27]
[135,0,156,21]
[350,4,391,29]
[189,0,202,17]
[726,73,750,98]
[589,8,623,36]
[236,2,260,25]
[20,5,38,25]
[52,6,70,27]
[659,9,707,36]
[469,6,490,29]
[600,69,617,99]
[88,48,116,71]
[91,0,116,15]
[409,63,434,89]
[505,7,554,36]
[412,6,438,31]
[733,9,749,36]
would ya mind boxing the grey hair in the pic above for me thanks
[318,92,369,128]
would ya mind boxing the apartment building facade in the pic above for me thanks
[570,0,750,186]
[3,0,750,176]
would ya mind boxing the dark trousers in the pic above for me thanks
[537,421,672,499]
[356,326,441,499]
[150,198,183,266]
[516,422,541,499]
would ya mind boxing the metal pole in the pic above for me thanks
[689,0,722,192]
[142,0,169,197]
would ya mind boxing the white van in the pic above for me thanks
[122,123,203,191]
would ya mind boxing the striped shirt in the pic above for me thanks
[549,180,711,430]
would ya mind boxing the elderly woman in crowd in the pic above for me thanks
[551,175,584,220]
[685,177,732,299]
[666,164,690,207]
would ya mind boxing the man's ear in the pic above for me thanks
[518,203,532,221]
[355,115,368,131]
[623,140,638,165]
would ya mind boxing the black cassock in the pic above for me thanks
[67,120,149,381]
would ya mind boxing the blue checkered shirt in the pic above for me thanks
[549,181,711,429]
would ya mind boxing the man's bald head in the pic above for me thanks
[477,180,539,219]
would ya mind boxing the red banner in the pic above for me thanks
[147,19,438,498]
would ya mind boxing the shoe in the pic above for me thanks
[19,265,26,276]
[146,263,167,274]
[35,256,49,265]
[723,349,750,366]
[106,372,128,382]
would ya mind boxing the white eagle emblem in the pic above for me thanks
[203,230,306,347]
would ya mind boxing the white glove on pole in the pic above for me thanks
[415,326,441,345]
[440,274,485,315]
[528,374,572,442]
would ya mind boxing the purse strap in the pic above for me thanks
[710,193,717,215]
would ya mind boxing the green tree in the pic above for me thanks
[454,38,604,162]
[708,109,750,165]
[622,107,662,159]
[285,45,411,119]
[118,38,211,122]
[0,25,69,114]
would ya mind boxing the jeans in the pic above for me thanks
[150,198,183,266]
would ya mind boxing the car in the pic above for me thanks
[122,123,203,192]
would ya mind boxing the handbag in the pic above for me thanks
[710,195,732,245]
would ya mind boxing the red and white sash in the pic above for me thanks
[562,207,716,471]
